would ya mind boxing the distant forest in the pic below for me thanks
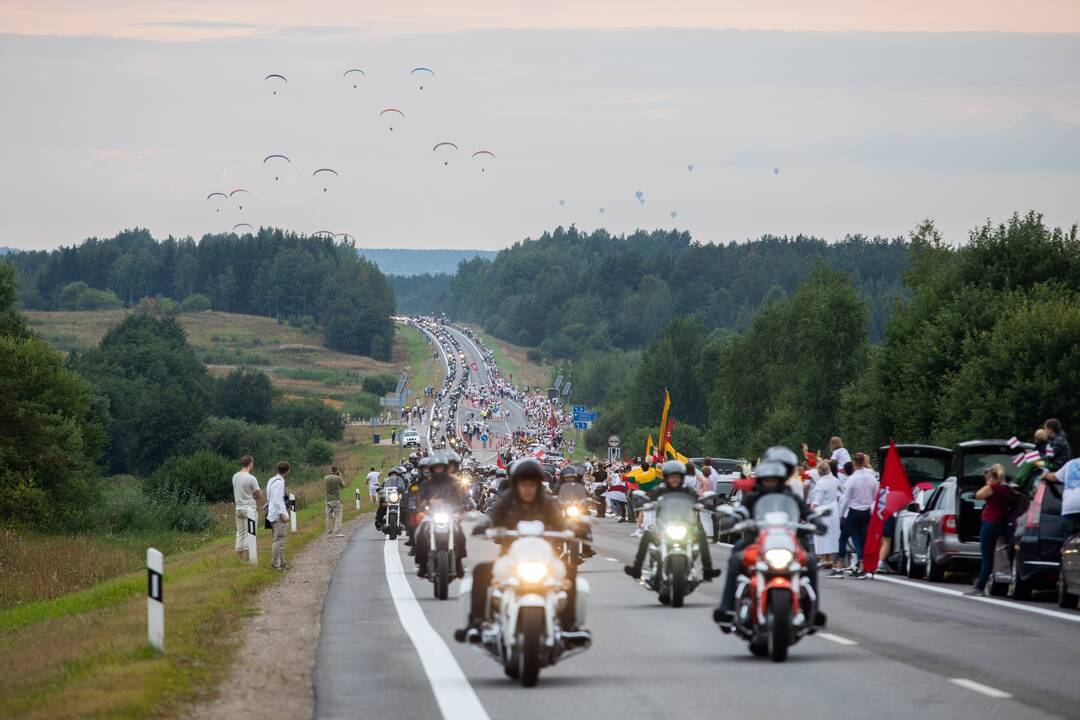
[358,247,497,276]
[6,228,396,359]
[390,228,912,357]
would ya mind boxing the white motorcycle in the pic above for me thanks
[460,521,592,687]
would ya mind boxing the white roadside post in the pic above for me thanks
[289,493,297,532]
[245,507,258,564]
[147,548,164,652]
[355,488,361,510]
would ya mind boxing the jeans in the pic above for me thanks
[846,509,872,564]
[976,520,1007,591]
[837,516,851,566]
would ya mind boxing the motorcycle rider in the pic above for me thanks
[713,446,826,628]
[623,460,721,580]
[375,466,408,529]
[555,464,597,559]
[455,458,573,641]
[404,457,430,548]
[414,452,469,579]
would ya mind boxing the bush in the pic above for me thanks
[56,281,123,310]
[272,398,345,441]
[361,372,398,395]
[216,367,275,423]
[186,416,303,469]
[180,293,212,313]
[148,450,236,503]
[153,295,176,314]
[305,437,335,465]
[101,476,212,533]
[344,391,381,420]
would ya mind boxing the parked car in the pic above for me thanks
[401,429,421,448]
[689,457,747,499]
[989,471,1064,599]
[878,444,952,573]
[1057,529,1080,609]
[908,440,1028,581]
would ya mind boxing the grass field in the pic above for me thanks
[0,428,398,720]
[24,309,414,403]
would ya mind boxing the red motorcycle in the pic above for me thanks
[718,495,829,662]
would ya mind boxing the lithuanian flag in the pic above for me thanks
[626,465,662,491]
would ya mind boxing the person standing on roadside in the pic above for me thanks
[829,437,852,480]
[325,465,346,538]
[367,466,380,504]
[839,452,877,577]
[1045,418,1071,465]
[1045,455,1080,536]
[232,455,262,562]
[966,464,1011,596]
[267,461,291,570]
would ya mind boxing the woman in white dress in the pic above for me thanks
[809,461,841,566]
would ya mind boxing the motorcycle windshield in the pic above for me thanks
[558,483,589,503]
[752,493,800,524]
[656,493,696,524]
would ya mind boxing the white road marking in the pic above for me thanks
[605,556,619,562]
[875,574,1080,624]
[817,632,858,646]
[383,539,490,720]
[950,678,1013,699]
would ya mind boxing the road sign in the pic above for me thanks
[562,383,572,396]
[608,435,620,448]
[554,374,564,390]
[147,548,164,652]
[572,420,591,429]
[572,405,585,414]
[573,411,598,421]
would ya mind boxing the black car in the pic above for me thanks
[990,472,1066,599]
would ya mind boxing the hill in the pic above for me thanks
[357,247,497,276]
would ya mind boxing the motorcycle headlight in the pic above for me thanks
[764,548,794,570]
[566,505,581,518]
[387,490,400,503]
[665,524,688,541]
[433,512,450,524]
[516,561,549,584]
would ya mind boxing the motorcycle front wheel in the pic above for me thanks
[434,551,450,600]
[516,606,544,687]
[766,590,792,662]
[388,512,399,540]
[668,555,688,608]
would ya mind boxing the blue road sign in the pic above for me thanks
[572,421,590,429]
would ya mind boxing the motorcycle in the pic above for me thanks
[717,496,829,662]
[380,485,405,540]
[557,483,593,567]
[633,490,712,607]
[460,521,592,687]
[425,500,460,600]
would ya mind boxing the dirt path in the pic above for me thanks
[186,514,367,720]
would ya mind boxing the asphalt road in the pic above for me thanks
[327,323,1080,719]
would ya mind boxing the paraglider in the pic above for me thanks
[410,67,434,90]
[343,68,365,88]
[472,150,495,172]
[229,188,251,210]
[265,73,287,95]
[380,108,404,131]
[206,192,227,213]
[312,168,339,192]
[263,154,291,181]
[433,142,458,166]
[232,223,254,232]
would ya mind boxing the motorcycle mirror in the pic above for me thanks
[814,506,833,518]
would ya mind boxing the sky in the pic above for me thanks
[2,1,1079,251]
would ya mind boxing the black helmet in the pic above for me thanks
[428,451,449,472]
[558,464,582,482]
[762,446,798,477]
[418,457,431,469]
[509,458,545,483]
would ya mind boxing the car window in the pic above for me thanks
[901,456,949,485]
[962,453,1020,482]
[938,486,957,512]
[1041,480,1063,517]
[924,487,943,511]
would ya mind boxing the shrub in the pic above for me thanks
[344,391,381,420]
[153,295,176,314]
[216,367,275,422]
[100,476,212,533]
[185,416,303,469]
[305,437,335,465]
[180,293,212,313]
[148,450,236,503]
[272,398,345,441]
[76,287,123,310]
[361,372,398,395]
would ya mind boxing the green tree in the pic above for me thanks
[216,367,275,423]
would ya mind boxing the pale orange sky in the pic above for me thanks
[4,0,1080,40]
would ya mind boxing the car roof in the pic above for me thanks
[956,439,1034,451]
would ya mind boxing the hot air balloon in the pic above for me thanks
[599,208,605,214]
[558,199,565,207]
[634,190,644,200]
[688,164,694,172]
[670,211,678,219]
[773,167,780,176]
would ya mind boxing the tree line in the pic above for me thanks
[6,228,397,359]
[580,212,1080,459]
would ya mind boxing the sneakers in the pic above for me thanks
[814,610,828,627]
[964,587,986,597]
[713,608,735,632]
[827,568,845,578]
[630,529,644,538]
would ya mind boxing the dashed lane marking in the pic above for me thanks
[817,632,858,646]
[950,678,1013,699]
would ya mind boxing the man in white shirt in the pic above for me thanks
[366,467,381,503]
[266,461,292,570]
[232,455,262,562]
[839,452,878,577]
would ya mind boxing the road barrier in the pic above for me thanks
[289,493,298,532]
[246,507,258,564]
[355,488,361,510]
[147,548,164,652]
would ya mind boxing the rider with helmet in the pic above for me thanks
[455,458,570,641]
[623,460,721,580]
[555,464,597,558]
[714,446,825,627]
[414,451,469,579]
[375,466,409,529]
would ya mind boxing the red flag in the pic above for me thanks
[496,453,505,469]
[662,417,675,449]
[863,440,914,574]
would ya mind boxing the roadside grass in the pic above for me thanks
[0,432,401,719]
[398,324,444,400]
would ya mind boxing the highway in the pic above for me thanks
[316,321,1080,720]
